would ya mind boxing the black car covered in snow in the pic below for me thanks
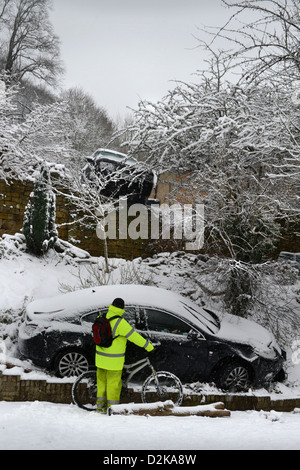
[82,149,156,204]
[18,285,286,391]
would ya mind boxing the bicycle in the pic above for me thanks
[71,356,183,411]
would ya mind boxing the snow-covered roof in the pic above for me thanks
[26,284,219,335]
[25,284,279,354]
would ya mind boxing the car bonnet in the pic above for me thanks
[216,312,281,354]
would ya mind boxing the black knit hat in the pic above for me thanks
[112,298,125,309]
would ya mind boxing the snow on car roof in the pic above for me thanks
[92,148,137,165]
[26,284,220,335]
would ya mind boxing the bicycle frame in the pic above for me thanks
[123,357,154,386]
[123,357,163,397]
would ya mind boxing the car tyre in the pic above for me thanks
[216,360,250,392]
[54,349,90,377]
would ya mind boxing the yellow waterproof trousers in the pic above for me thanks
[96,368,123,412]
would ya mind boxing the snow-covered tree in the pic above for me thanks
[0,76,76,181]
[124,76,300,263]
[0,0,63,86]
[198,0,300,86]
[61,87,116,157]
[121,54,300,318]
[23,163,58,256]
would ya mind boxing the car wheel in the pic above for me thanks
[216,360,250,392]
[54,350,90,377]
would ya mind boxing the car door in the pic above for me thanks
[122,306,149,364]
[136,307,209,382]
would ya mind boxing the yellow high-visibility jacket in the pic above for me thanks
[95,304,154,370]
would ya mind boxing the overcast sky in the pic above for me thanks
[50,0,229,122]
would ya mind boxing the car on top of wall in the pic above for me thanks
[18,284,286,391]
[82,148,156,204]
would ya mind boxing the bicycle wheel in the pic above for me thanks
[72,370,97,411]
[141,371,183,406]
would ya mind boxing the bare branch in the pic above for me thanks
[197,0,300,84]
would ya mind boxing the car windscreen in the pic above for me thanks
[180,302,220,335]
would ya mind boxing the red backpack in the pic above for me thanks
[92,313,119,347]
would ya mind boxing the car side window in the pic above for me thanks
[138,308,192,336]
[81,309,106,324]
[123,307,138,326]
[81,307,137,326]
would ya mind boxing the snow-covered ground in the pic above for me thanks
[1,400,300,450]
[1,233,300,450]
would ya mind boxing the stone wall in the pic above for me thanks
[0,178,69,243]
[150,170,207,205]
[1,367,300,411]
[0,178,161,259]
[0,369,73,404]
[1,177,299,260]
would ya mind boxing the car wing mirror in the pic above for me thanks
[187,329,203,340]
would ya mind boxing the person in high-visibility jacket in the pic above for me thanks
[95,297,154,413]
